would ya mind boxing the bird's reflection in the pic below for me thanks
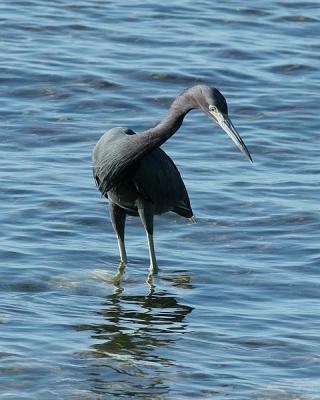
[74,276,193,397]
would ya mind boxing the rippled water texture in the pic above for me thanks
[1,0,320,398]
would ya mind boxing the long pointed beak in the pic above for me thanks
[210,112,253,163]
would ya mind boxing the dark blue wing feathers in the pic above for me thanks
[133,148,192,216]
[92,127,192,217]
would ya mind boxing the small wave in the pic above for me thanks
[76,75,121,89]
[266,63,317,74]
[236,8,272,17]
[133,71,198,85]
[276,15,317,22]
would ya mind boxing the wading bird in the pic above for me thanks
[93,85,252,277]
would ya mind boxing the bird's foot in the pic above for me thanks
[146,263,158,282]
[150,262,159,273]
[112,260,126,285]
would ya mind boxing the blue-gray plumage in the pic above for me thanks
[92,85,252,276]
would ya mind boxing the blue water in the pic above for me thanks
[1,0,320,398]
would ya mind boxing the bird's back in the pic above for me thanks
[92,127,136,195]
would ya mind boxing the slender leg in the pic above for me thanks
[146,232,157,270]
[108,201,127,265]
[137,200,158,273]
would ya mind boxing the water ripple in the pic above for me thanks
[1,0,320,398]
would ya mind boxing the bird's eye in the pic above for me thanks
[209,105,218,113]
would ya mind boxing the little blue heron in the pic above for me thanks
[92,85,252,276]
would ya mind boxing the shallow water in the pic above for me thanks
[1,0,320,398]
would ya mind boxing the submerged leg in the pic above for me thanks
[113,261,126,286]
[137,200,158,273]
[108,201,127,265]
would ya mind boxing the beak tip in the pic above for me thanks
[218,114,253,165]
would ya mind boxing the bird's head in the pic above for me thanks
[190,85,252,162]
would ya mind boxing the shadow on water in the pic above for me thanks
[74,279,193,398]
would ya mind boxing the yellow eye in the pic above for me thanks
[209,105,218,113]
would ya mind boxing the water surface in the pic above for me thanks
[1,0,320,398]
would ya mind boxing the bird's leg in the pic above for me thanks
[137,200,158,274]
[108,201,127,266]
[113,261,126,286]
[146,231,157,270]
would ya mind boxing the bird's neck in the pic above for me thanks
[140,91,195,149]
[126,91,196,167]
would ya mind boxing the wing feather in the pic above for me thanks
[133,148,192,216]
[93,127,193,217]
